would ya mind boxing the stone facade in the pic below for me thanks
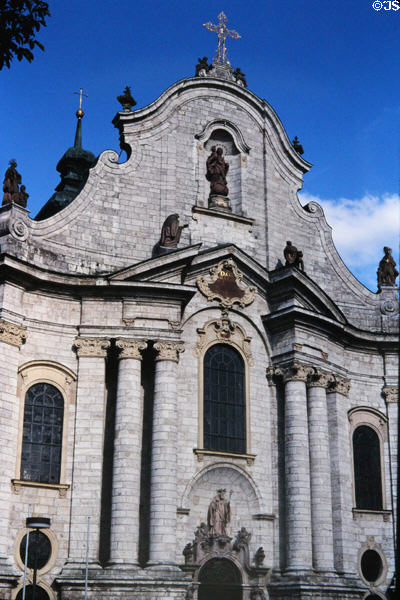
[0,65,398,600]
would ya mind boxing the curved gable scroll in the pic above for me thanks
[195,119,251,154]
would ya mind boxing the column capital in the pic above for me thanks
[307,368,334,389]
[326,375,351,397]
[74,337,110,358]
[154,340,185,362]
[267,361,314,384]
[116,338,147,360]
[0,319,26,348]
[382,386,398,404]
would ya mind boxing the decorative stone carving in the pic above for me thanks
[377,247,398,290]
[232,526,251,551]
[185,583,195,600]
[233,67,247,87]
[74,337,111,358]
[0,319,26,347]
[283,240,305,272]
[382,386,398,404]
[195,316,253,365]
[307,368,334,388]
[116,338,147,359]
[282,361,313,383]
[154,340,185,362]
[251,588,267,600]
[327,375,351,397]
[207,489,232,536]
[254,546,265,567]
[197,259,257,308]
[292,136,304,155]
[183,543,194,564]
[10,219,28,241]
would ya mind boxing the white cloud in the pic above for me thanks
[298,192,399,290]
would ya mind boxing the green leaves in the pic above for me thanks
[0,0,50,69]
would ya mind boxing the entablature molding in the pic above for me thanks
[116,338,147,359]
[74,337,111,358]
[0,318,26,348]
[154,340,185,362]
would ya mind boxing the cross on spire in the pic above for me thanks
[73,87,88,118]
[203,12,241,65]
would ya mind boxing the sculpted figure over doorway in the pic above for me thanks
[206,146,229,197]
[207,489,232,536]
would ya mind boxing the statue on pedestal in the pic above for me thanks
[207,489,232,536]
[377,247,398,290]
[2,160,29,208]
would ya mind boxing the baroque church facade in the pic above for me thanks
[0,30,398,600]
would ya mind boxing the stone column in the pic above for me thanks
[0,320,26,577]
[67,337,110,568]
[108,338,147,568]
[147,340,184,568]
[280,362,313,573]
[326,375,353,574]
[307,368,335,572]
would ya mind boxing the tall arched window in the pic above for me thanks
[204,344,245,454]
[21,383,64,484]
[353,425,383,510]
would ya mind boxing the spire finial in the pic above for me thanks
[203,12,241,65]
[73,87,88,119]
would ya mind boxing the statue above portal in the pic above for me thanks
[2,160,29,208]
[207,488,232,536]
[206,146,229,197]
[377,247,398,290]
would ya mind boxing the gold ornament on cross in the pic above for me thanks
[203,12,241,65]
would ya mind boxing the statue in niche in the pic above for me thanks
[207,489,232,536]
[159,213,188,249]
[377,247,398,290]
[284,240,305,272]
[206,146,229,197]
[2,159,28,207]
[195,57,210,77]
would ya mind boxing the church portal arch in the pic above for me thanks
[198,557,243,600]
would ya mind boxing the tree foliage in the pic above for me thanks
[0,0,50,70]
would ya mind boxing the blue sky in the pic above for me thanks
[1,0,399,290]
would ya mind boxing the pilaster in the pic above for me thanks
[66,337,111,569]
[307,368,335,572]
[326,374,354,574]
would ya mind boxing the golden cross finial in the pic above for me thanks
[203,12,241,65]
[73,87,88,112]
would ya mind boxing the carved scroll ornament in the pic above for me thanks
[0,319,26,348]
[197,259,256,309]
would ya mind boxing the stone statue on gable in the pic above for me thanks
[159,213,188,249]
[284,240,305,272]
[195,57,210,77]
[207,488,232,536]
[377,247,398,290]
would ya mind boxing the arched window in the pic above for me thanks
[21,383,64,484]
[204,344,245,454]
[353,425,383,510]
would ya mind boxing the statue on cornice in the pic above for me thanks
[207,489,232,536]
[2,159,28,207]
[377,247,398,290]
[159,213,188,249]
[206,146,229,197]
[195,56,210,77]
[284,240,305,272]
